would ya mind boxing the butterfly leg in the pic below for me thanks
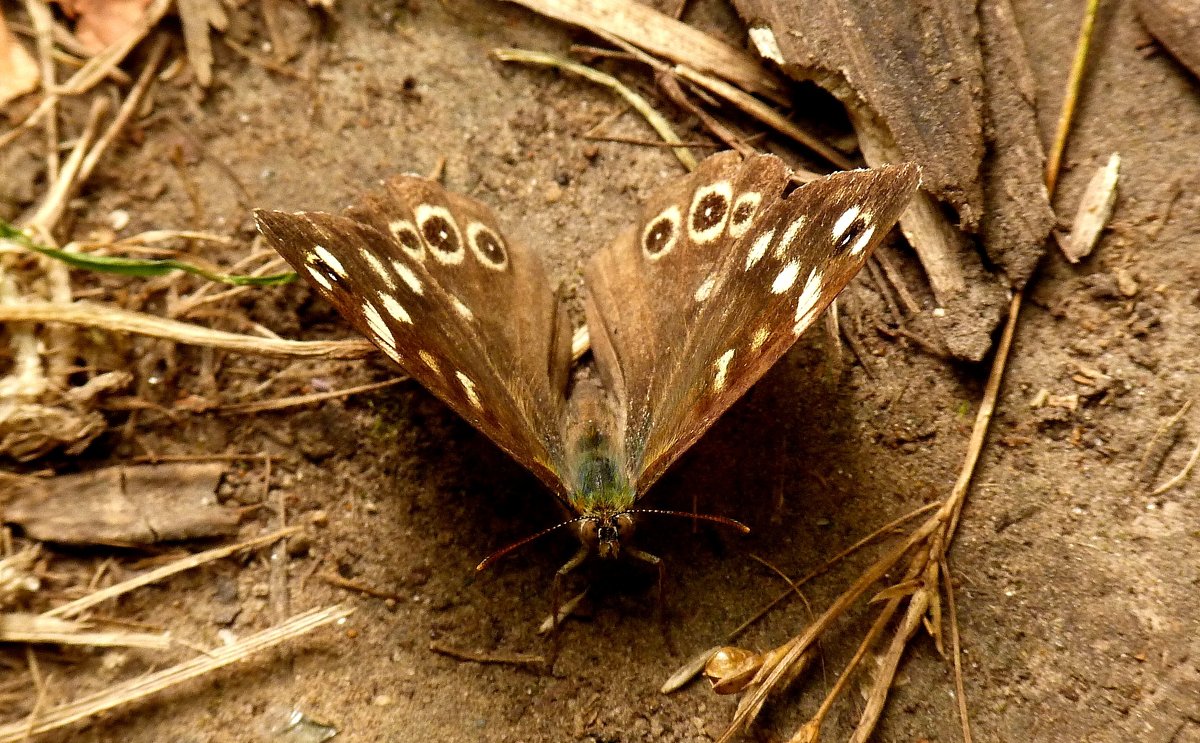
[550,542,590,634]
[626,546,674,651]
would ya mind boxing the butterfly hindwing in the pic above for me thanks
[255,176,573,496]
[585,156,921,492]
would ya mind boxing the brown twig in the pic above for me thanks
[428,641,545,669]
[318,572,404,603]
[218,377,409,414]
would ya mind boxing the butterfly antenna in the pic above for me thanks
[625,509,751,534]
[476,517,588,571]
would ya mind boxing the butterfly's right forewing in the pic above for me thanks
[255,176,573,496]
[585,156,920,492]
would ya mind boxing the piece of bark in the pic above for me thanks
[977,0,1057,286]
[3,463,237,545]
[1136,0,1200,77]
[733,0,1054,360]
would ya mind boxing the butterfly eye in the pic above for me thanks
[642,205,681,260]
[831,206,877,256]
[687,181,733,244]
[727,192,762,238]
[388,219,425,261]
[415,205,464,264]
[467,222,509,271]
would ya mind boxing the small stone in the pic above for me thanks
[286,533,312,557]
[372,694,393,706]
[544,184,563,203]
[309,509,329,527]
[1116,268,1138,297]
[251,582,270,598]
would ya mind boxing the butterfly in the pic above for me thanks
[255,151,919,589]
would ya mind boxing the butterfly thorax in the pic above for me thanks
[562,378,637,558]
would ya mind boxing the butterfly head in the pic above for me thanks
[575,511,636,560]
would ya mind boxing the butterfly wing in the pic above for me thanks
[255,176,574,496]
[584,154,920,492]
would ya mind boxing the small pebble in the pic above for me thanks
[309,509,329,527]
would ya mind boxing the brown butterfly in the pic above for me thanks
[256,152,919,589]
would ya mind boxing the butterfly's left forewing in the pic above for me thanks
[255,177,573,496]
[585,158,920,492]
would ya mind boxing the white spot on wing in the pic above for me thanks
[713,348,735,392]
[392,260,423,294]
[379,293,412,325]
[313,244,345,277]
[363,301,396,350]
[642,205,681,260]
[687,180,734,244]
[418,350,440,374]
[751,326,770,351]
[389,219,425,260]
[832,206,861,243]
[728,191,762,238]
[362,251,396,291]
[466,222,509,271]
[745,228,775,270]
[452,297,474,321]
[456,371,482,409]
[415,204,464,265]
[306,266,333,292]
[792,270,824,334]
[849,220,877,256]
[775,215,806,258]
[694,273,717,302]
[771,261,800,294]
[749,26,784,64]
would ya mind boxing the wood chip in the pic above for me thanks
[1061,152,1120,263]
[4,463,237,545]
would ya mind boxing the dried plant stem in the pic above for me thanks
[673,64,854,171]
[0,302,376,360]
[1151,436,1200,496]
[45,527,301,619]
[0,605,351,742]
[1045,0,1100,197]
[492,48,697,171]
[219,377,409,414]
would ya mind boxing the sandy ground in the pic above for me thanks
[4,0,1200,741]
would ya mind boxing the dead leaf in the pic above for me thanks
[0,9,40,107]
[54,0,156,54]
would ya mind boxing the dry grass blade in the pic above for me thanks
[503,0,783,99]
[672,64,853,171]
[1151,436,1200,496]
[0,604,352,742]
[0,301,376,359]
[0,613,171,650]
[492,48,696,171]
[218,377,409,414]
[45,526,302,619]
[1045,0,1101,197]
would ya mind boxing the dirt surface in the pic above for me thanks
[4,0,1200,741]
